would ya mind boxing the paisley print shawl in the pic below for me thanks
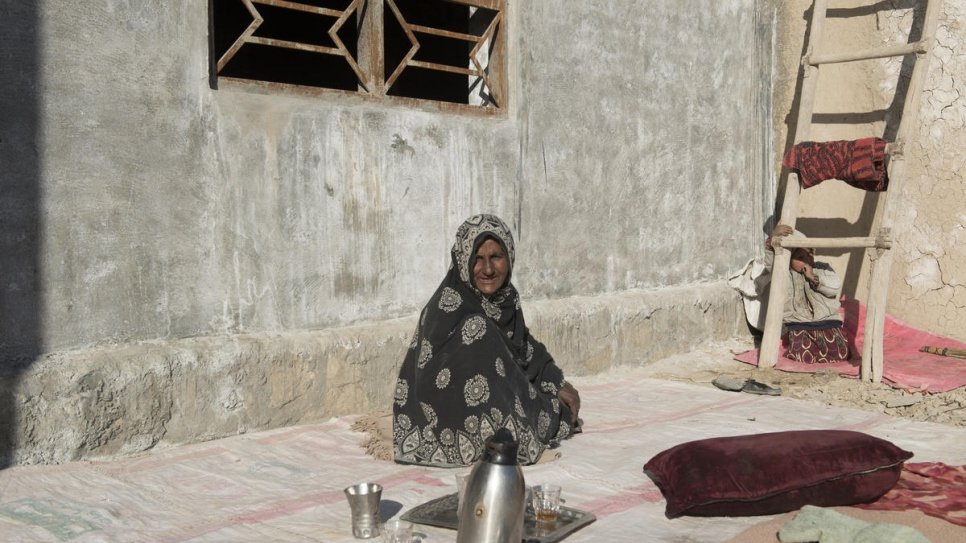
[392,214,573,466]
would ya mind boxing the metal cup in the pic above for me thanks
[344,482,383,539]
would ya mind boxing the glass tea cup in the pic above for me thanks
[381,518,413,543]
[530,484,562,523]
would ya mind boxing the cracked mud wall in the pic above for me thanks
[886,1,966,340]
[773,0,966,342]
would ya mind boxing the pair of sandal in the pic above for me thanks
[712,376,782,396]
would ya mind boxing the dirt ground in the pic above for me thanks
[636,338,966,428]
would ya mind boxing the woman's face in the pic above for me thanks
[473,238,509,296]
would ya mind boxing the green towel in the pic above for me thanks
[779,505,931,543]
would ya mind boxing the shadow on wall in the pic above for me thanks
[0,3,41,469]
[774,0,924,300]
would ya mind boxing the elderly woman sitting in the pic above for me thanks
[392,214,580,466]
[765,224,850,364]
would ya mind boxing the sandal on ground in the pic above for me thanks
[712,376,746,392]
[741,379,782,396]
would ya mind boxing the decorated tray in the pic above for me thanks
[400,493,596,543]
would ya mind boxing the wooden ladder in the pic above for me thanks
[758,0,944,382]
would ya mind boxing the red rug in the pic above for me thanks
[859,462,966,527]
[735,299,966,393]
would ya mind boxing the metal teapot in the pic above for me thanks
[456,428,526,543]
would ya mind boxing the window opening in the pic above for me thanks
[211,0,505,111]
[212,0,364,91]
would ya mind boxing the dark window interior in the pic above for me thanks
[384,0,469,104]
[212,0,359,91]
[210,0,503,108]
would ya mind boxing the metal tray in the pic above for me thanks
[400,493,596,543]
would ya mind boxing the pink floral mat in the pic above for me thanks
[734,299,966,393]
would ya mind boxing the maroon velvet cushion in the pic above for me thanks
[642,430,912,518]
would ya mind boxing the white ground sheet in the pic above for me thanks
[2,365,965,542]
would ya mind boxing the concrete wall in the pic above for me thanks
[772,0,966,342]
[7,284,744,465]
[1,0,766,465]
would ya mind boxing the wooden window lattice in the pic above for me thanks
[212,0,506,110]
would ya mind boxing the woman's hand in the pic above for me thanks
[558,382,581,424]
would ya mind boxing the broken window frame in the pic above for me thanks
[209,0,508,116]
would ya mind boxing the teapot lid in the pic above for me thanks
[483,428,519,465]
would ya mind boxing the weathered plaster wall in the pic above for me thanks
[514,1,766,293]
[772,0,966,342]
[4,0,766,357]
[7,284,743,465]
[36,9,521,352]
[1,0,764,464]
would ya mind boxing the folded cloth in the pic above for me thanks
[782,137,889,191]
[727,506,966,543]
[778,505,930,543]
[728,257,771,331]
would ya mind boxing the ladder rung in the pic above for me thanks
[808,41,926,66]
[776,235,891,250]
[777,236,891,250]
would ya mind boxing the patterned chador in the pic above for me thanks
[393,214,575,466]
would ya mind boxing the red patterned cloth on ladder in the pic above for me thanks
[782,137,889,191]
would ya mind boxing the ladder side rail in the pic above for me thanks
[861,0,944,382]
[759,0,830,368]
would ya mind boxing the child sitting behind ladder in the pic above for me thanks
[764,224,850,364]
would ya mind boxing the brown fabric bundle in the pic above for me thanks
[351,410,394,462]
